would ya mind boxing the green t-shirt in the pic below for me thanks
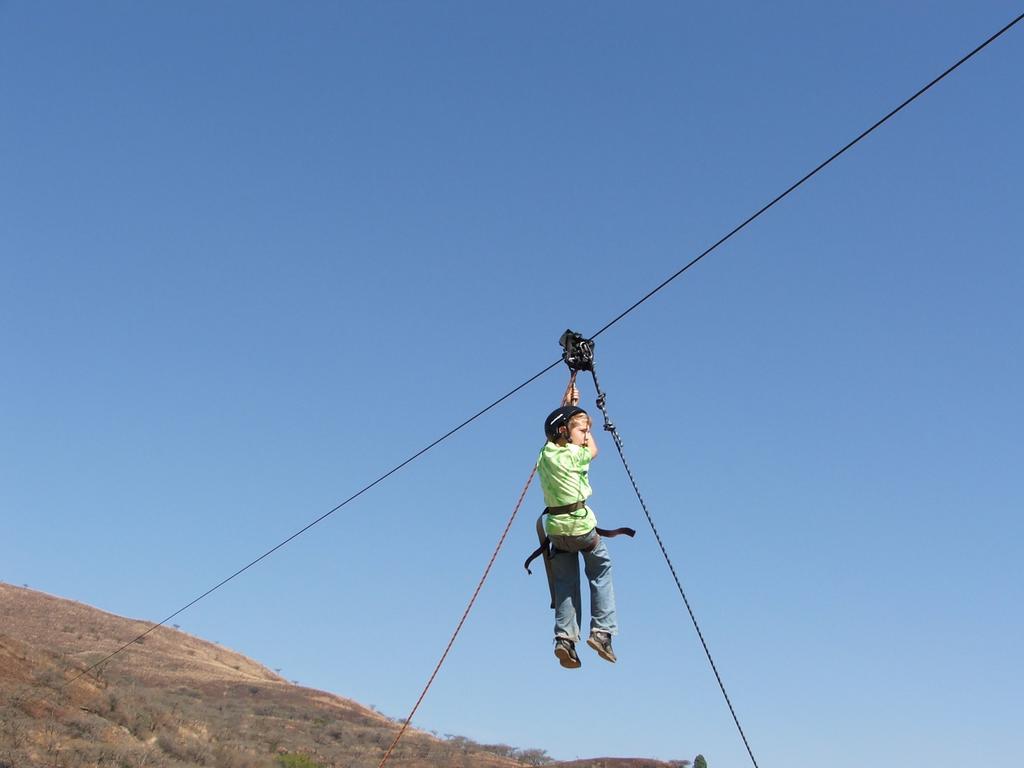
[536,441,598,537]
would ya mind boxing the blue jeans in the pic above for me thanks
[549,529,618,641]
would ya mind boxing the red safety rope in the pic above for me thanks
[377,465,538,768]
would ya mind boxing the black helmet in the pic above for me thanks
[544,405,587,441]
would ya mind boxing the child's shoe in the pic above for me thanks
[587,631,616,663]
[554,638,582,669]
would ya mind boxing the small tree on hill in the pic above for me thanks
[516,747,553,765]
[694,754,708,768]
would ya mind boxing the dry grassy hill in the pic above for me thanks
[0,583,691,768]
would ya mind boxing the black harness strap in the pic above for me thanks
[546,500,587,515]
[524,503,637,609]
[524,525,636,574]
[526,515,557,608]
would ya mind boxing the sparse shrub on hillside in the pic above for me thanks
[515,747,554,765]
[64,714,102,740]
[212,744,268,768]
[444,733,473,752]
[157,733,215,765]
[275,753,323,768]
[481,742,517,758]
[157,734,186,761]
[0,717,26,749]
[33,667,66,690]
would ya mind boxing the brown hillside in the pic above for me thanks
[0,583,688,768]
[0,582,283,687]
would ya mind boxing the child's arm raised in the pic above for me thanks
[562,384,581,407]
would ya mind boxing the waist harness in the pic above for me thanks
[523,502,635,609]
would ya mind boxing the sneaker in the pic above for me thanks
[554,638,581,669]
[587,631,616,663]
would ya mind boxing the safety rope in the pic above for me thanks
[588,365,761,768]
[377,466,537,768]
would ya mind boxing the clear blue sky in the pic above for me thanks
[2,3,1022,766]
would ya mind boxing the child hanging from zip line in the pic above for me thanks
[536,381,619,669]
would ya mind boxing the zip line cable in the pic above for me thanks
[63,362,560,687]
[65,10,1022,690]
[376,467,537,768]
[590,10,1024,341]
[589,364,760,768]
